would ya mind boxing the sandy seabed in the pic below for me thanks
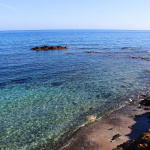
[60,93,150,150]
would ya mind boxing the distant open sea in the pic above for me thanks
[0,29,150,149]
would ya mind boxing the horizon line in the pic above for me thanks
[1,29,150,31]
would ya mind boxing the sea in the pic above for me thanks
[0,29,150,149]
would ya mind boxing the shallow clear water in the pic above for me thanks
[0,30,150,149]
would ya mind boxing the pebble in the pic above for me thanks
[87,115,96,122]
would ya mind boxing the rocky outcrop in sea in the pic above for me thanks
[31,45,70,51]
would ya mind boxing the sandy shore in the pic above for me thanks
[60,94,150,150]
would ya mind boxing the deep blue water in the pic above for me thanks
[0,30,150,149]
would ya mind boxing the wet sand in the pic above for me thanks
[60,94,150,150]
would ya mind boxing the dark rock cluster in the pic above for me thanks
[31,46,70,51]
[129,56,150,61]
[140,95,150,106]
[114,129,150,150]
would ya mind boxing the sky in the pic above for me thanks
[0,0,150,30]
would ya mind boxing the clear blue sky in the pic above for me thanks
[0,0,150,30]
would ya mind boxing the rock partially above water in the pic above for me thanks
[122,47,134,49]
[31,45,70,51]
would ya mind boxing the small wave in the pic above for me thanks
[79,48,99,50]
[79,48,110,50]
[84,51,101,54]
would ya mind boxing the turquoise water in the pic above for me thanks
[0,30,150,149]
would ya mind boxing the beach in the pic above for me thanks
[61,91,150,150]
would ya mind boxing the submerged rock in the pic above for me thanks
[85,51,100,54]
[66,53,73,55]
[122,47,134,49]
[144,70,150,73]
[31,45,71,51]
[51,82,63,86]
[128,56,150,61]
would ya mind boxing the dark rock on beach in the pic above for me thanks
[31,45,70,51]
[111,134,121,141]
